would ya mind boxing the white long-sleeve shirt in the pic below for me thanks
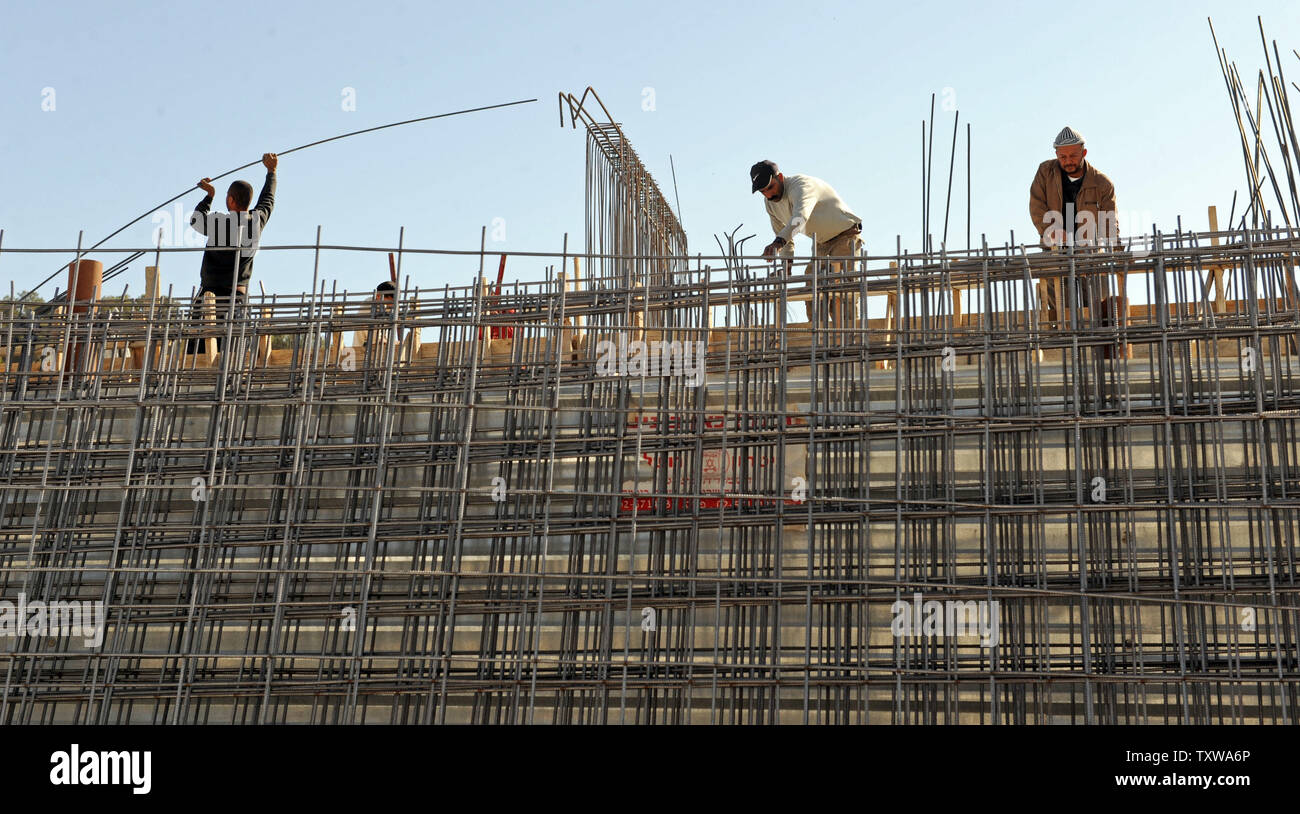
[765,174,861,258]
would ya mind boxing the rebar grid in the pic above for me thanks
[1,226,1299,724]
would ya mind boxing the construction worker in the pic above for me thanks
[1029,127,1118,250]
[362,280,399,350]
[1028,128,1126,333]
[752,160,863,325]
[187,152,277,352]
[360,279,418,375]
[371,280,396,318]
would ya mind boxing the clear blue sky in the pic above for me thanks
[2,1,1298,299]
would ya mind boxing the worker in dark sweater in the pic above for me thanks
[186,152,277,352]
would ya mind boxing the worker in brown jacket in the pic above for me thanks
[1029,127,1126,334]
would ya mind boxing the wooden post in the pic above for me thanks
[571,255,585,357]
[399,291,420,365]
[479,276,493,362]
[1207,205,1228,314]
[630,281,645,343]
[198,291,218,366]
[876,261,898,370]
[557,271,571,363]
[128,265,161,369]
[255,305,272,368]
[324,302,343,365]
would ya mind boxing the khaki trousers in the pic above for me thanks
[803,227,863,325]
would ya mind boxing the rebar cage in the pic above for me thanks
[2,227,1299,724]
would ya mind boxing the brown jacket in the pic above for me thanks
[1028,159,1119,248]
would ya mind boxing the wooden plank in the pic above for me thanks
[1208,205,1227,314]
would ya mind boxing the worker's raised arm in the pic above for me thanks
[253,153,277,227]
[189,178,215,235]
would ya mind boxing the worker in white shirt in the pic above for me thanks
[752,160,863,325]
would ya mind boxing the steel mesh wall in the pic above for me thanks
[2,230,1299,724]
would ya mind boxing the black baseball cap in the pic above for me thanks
[750,160,778,193]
